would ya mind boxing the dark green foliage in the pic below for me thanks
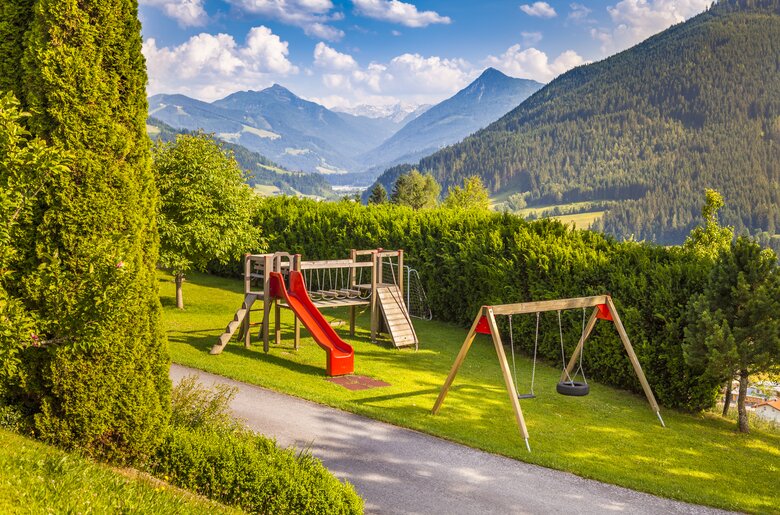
[367,183,388,205]
[0,0,169,463]
[254,196,719,411]
[152,377,363,514]
[390,169,440,209]
[0,0,33,96]
[376,2,780,244]
[684,237,780,431]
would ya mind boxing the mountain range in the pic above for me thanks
[372,0,780,246]
[148,68,542,180]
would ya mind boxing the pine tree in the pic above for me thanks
[0,0,169,463]
[684,237,780,433]
[390,170,440,209]
[367,183,388,204]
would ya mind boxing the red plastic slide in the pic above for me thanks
[268,271,354,376]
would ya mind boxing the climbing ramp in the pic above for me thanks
[211,294,257,354]
[376,285,418,349]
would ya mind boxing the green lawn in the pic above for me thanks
[0,428,238,514]
[163,271,780,514]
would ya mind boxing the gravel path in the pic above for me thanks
[171,364,733,515]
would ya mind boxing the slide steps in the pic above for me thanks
[211,294,257,354]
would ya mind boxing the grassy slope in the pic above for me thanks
[0,428,238,514]
[163,271,780,514]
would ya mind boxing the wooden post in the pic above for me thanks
[432,308,485,415]
[561,307,600,382]
[243,254,252,348]
[262,254,272,352]
[397,249,404,303]
[349,249,356,337]
[370,251,379,342]
[274,301,281,346]
[486,308,531,452]
[293,254,301,351]
[605,296,665,427]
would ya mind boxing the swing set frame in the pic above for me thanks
[431,295,665,452]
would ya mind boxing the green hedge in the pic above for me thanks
[151,376,363,514]
[253,197,718,411]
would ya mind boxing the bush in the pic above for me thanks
[252,196,719,411]
[153,376,363,514]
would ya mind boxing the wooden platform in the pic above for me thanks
[376,285,418,349]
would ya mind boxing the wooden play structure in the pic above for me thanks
[431,295,665,451]
[211,249,418,376]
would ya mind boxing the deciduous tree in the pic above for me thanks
[154,133,263,309]
[443,176,490,211]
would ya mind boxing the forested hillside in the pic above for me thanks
[375,0,780,245]
[147,117,333,198]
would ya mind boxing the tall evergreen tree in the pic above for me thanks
[0,0,169,463]
[391,169,440,210]
[367,183,388,205]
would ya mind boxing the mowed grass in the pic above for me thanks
[162,271,780,514]
[0,428,238,514]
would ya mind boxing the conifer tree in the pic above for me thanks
[367,183,388,204]
[390,170,440,209]
[0,0,169,462]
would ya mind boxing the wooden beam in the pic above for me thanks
[605,296,664,426]
[431,309,484,415]
[561,307,600,382]
[490,296,609,315]
[486,308,531,451]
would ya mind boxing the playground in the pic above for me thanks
[161,270,780,514]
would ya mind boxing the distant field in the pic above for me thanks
[146,124,160,136]
[252,184,282,196]
[554,210,606,229]
[490,198,608,229]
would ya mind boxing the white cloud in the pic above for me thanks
[592,0,710,54]
[313,42,358,70]
[143,26,298,101]
[519,2,557,18]
[305,49,475,108]
[226,0,345,41]
[568,3,593,23]
[140,0,208,27]
[353,0,451,28]
[485,44,585,82]
[521,31,543,46]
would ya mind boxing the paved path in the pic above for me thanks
[171,364,731,515]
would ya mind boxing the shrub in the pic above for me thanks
[0,1,170,463]
[154,376,363,514]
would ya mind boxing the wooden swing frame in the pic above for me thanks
[431,295,665,452]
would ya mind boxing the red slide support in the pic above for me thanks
[268,271,354,376]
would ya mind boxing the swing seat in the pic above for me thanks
[556,381,590,396]
[517,393,536,400]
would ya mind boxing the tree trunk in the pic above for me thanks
[737,369,750,433]
[175,272,185,309]
[722,377,733,416]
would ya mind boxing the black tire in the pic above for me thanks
[556,381,590,396]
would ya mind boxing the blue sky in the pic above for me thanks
[139,0,712,109]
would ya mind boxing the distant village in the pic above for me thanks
[724,381,780,424]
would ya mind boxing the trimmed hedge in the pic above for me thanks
[253,196,719,411]
[150,375,363,514]
[153,426,363,515]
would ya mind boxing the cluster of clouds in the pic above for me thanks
[142,0,712,106]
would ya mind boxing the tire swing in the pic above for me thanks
[556,309,590,397]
